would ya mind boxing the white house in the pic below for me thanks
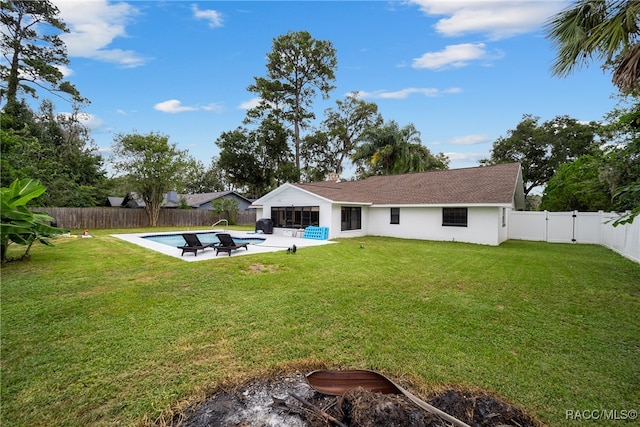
[251,163,525,246]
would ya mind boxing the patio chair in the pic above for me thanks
[177,233,217,256]
[215,233,248,256]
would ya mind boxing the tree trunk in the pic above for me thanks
[21,240,34,260]
[5,10,25,107]
[145,204,160,227]
[294,116,301,176]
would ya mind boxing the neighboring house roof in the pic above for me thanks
[181,191,252,208]
[106,197,125,207]
[121,193,142,208]
[116,191,253,208]
[256,163,525,209]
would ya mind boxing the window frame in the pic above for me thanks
[390,207,400,224]
[270,206,319,228]
[341,206,361,231]
[442,207,468,227]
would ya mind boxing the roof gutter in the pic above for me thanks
[371,203,514,208]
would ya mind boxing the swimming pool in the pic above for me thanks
[142,232,266,248]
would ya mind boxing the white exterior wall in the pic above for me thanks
[253,186,333,236]
[254,185,510,245]
[366,206,505,246]
[498,207,510,244]
[329,204,369,239]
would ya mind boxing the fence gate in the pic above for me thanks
[505,210,637,262]
[546,212,576,243]
[509,211,602,244]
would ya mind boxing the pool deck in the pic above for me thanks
[112,229,336,262]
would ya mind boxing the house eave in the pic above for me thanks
[331,201,373,206]
[252,182,337,207]
[371,202,515,208]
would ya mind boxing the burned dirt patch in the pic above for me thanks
[246,263,279,274]
[167,372,540,427]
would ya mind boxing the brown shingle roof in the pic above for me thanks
[293,163,522,205]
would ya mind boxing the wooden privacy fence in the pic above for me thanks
[32,207,257,229]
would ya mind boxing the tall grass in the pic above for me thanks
[1,228,638,426]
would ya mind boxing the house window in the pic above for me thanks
[390,208,400,224]
[442,207,467,227]
[341,206,361,231]
[271,206,319,228]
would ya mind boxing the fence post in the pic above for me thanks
[544,210,549,242]
[598,210,604,245]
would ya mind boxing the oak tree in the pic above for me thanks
[481,114,600,196]
[111,132,190,226]
[540,154,612,211]
[302,94,383,180]
[216,117,296,199]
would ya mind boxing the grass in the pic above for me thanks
[1,227,639,426]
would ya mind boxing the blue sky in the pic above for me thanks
[49,0,620,176]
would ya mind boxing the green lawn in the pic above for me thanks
[1,228,638,426]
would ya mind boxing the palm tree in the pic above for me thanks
[547,0,640,225]
[352,121,448,177]
[404,144,449,173]
[545,0,640,94]
[352,121,411,176]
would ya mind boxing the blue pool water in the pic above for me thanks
[143,232,266,247]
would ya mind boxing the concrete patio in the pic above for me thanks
[112,230,336,262]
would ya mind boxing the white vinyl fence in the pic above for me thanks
[508,211,640,263]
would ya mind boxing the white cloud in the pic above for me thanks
[57,111,104,131]
[154,99,223,114]
[201,103,224,112]
[97,146,112,154]
[413,43,498,69]
[444,151,488,161]
[52,0,147,68]
[409,0,565,40]
[154,100,198,113]
[239,97,263,110]
[354,87,462,99]
[79,113,104,131]
[449,134,490,145]
[192,4,223,28]
[57,64,74,77]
